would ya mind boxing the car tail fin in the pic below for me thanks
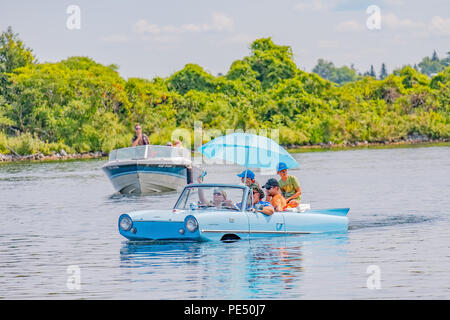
[307,208,350,216]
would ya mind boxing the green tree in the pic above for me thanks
[442,52,450,67]
[431,50,439,62]
[369,65,376,78]
[0,26,36,101]
[312,59,358,85]
[329,65,358,85]
[312,59,334,80]
[418,53,445,76]
[168,64,215,95]
[4,57,131,151]
[243,37,298,89]
[379,63,388,80]
[0,26,35,74]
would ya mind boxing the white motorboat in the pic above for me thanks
[102,145,198,194]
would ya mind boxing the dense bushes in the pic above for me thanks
[0,29,449,155]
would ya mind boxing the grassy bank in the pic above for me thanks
[1,135,448,163]
[0,130,106,162]
[286,139,450,153]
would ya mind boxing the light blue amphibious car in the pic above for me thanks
[118,183,349,242]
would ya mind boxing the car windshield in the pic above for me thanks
[175,185,246,211]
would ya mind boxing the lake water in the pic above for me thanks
[1,146,449,299]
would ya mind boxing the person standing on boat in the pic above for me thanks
[263,178,287,212]
[131,123,150,146]
[276,162,302,208]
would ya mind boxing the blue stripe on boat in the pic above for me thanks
[103,164,187,180]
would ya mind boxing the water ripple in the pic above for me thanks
[1,146,449,299]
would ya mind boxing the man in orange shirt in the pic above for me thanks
[263,178,287,212]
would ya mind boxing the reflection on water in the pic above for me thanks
[1,146,450,299]
[246,241,304,297]
[116,233,349,299]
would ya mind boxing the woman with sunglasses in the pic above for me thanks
[196,175,235,209]
[131,123,150,146]
[250,185,274,216]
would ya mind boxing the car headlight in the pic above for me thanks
[184,216,198,233]
[119,214,133,231]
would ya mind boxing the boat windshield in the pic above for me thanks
[109,145,191,162]
[174,186,247,211]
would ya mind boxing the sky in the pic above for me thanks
[1,0,449,79]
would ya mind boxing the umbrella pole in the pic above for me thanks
[244,144,251,206]
[244,140,250,182]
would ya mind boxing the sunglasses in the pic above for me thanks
[135,127,142,130]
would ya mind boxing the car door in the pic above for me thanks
[244,190,286,237]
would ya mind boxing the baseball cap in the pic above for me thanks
[276,162,288,172]
[237,169,255,180]
[251,185,264,200]
[263,178,279,189]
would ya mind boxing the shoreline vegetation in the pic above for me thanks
[1,27,449,163]
[1,138,448,163]
[0,149,106,162]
